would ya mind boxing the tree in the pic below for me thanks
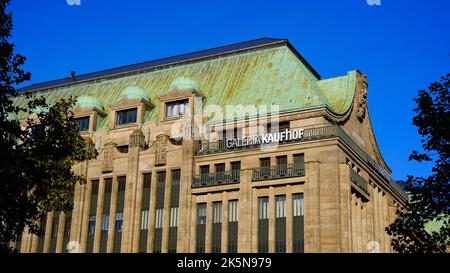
[386,73,450,253]
[0,0,90,252]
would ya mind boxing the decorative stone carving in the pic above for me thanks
[129,129,145,148]
[357,77,368,122]
[102,142,117,173]
[155,134,168,166]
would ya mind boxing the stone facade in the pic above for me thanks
[13,38,406,253]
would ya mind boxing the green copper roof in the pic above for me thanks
[11,42,356,131]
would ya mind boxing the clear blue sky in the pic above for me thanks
[8,0,450,180]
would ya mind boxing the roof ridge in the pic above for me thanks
[17,37,287,93]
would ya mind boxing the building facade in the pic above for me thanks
[13,38,407,253]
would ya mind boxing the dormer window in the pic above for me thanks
[116,108,137,126]
[73,95,105,133]
[74,116,90,132]
[109,86,153,130]
[166,99,188,118]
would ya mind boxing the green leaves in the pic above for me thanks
[386,74,449,253]
[0,0,90,252]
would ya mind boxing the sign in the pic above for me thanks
[226,128,305,149]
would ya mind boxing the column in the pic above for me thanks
[268,188,275,253]
[382,193,390,252]
[132,172,144,252]
[378,189,385,252]
[93,178,105,253]
[20,227,30,253]
[237,169,252,252]
[338,164,352,252]
[304,161,320,252]
[146,171,158,252]
[161,171,172,253]
[286,186,293,253]
[56,212,66,253]
[351,194,356,252]
[70,183,83,244]
[221,192,228,253]
[107,176,118,253]
[122,131,142,253]
[30,234,38,253]
[356,198,362,252]
[372,186,380,251]
[80,182,92,253]
[189,196,197,253]
[251,189,258,253]
[205,197,213,253]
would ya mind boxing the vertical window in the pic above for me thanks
[229,200,239,222]
[293,193,304,253]
[200,165,210,184]
[200,165,210,175]
[101,214,109,231]
[230,161,241,181]
[231,161,241,172]
[275,195,286,253]
[170,207,179,228]
[196,203,207,253]
[260,158,271,178]
[228,200,239,253]
[213,202,222,223]
[215,163,225,173]
[166,99,188,118]
[87,179,99,253]
[259,197,269,220]
[141,210,149,230]
[153,172,165,253]
[155,209,164,229]
[215,163,225,183]
[198,204,206,225]
[168,169,180,253]
[276,155,288,176]
[140,173,151,253]
[116,108,137,126]
[115,212,123,232]
[113,177,126,253]
[212,202,222,253]
[74,116,90,132]
[293,154,305,175]
[293,193,304,217]
[276,195,286,218]
[88,216,96,235]
[276,156,287,166]
[258,197,269,253]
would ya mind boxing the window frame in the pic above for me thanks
[115,107,138,126]
[165,99,189,118]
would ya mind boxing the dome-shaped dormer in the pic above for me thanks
[168,76,201,92]
[118,86,150,104]
[76,95,104,113]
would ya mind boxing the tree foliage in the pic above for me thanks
[0,0,90,252]
[386,74,450,252]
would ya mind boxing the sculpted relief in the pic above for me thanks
[155,134,168,166]
[357,77,368,122]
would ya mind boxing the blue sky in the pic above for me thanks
[8,0,450,180]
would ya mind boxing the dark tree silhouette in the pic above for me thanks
[0,0,90,252]
[386,74,449,252]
